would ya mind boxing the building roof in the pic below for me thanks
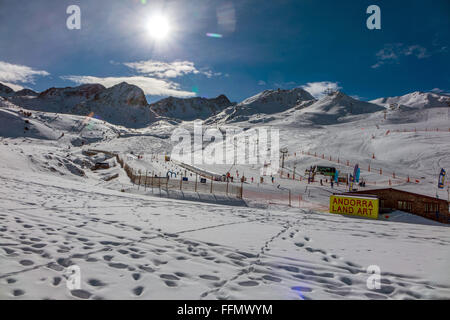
[349,188,447,203]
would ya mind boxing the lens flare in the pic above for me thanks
[206,33,223,38]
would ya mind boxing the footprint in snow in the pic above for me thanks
[238,281,259,287]
[71,289,92,300]
[133,286,144,296]
[132,273,141,281]
[108,263,128,269]
[19,259,34,266]
[262,275,282,283]
[164,281,178,287]
[88,279,107,287]
[160,274,180,281]
[13,289,25,297]
[49,276,61,286]
[199,275,220,281]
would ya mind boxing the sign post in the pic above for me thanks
[329,195,379,220]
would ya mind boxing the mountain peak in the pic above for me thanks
[149,94,233,121]
[15,88,38,97]
[38,83,106,99]
[99,82,148,107]
[297,91,385,124]
[370,91,450,109]
[241,87,315,106]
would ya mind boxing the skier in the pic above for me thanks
[320,179,323,186]
[331,180,334,189]
[271,176,275,183]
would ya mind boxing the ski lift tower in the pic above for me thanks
[280,147,288,170]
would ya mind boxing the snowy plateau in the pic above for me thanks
[0,81,449,300]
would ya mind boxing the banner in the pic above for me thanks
[438,168,446,189]
[330,195,379,219]
[334,170,339,182]
[355,168,361,183]
[353,164,360,183]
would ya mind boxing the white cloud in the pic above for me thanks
[61,75,196,98]
[258,80,266,86]
[301,81,341,98]
[201,69,222,78]
[123,60,219,79]
[430,88,450,95]
[372,44,430,69]
[350,95,365,101]
[0,61,49,84]
[404,45,430,59]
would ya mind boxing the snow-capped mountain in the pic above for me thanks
[8,83,106,114]
[73,82,155,127]
[0,83,15,97]
[3,80,449,129]
[15,88,38,97]
[208,87,316,123]
[0,83,38,98]
[7,82,155,128]
[38,83,106,109]
[149,94,233,121]
[288,91,386,125]
[370,91,450,109]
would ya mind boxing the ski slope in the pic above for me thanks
[1,87,449,300]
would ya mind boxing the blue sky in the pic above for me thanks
[0,0,449,102]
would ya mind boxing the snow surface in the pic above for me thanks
[1,86,450,300]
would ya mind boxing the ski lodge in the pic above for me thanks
[345,188,450,224]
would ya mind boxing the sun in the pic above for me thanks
[146,14,170,40]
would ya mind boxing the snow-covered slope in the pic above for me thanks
[149,94,233,121]
[0,107,58,140]
[0,97,127,146]
[293,91,385,125]
[209,88,315,123]
[371,91,450,109]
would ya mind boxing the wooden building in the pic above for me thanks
[346,188,449,224]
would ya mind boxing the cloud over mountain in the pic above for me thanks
[61,75,196,98]
[123,60,220,79]
[0,61,49,86]
[301,81,341,99]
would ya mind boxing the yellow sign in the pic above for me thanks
[329,195,379,219]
